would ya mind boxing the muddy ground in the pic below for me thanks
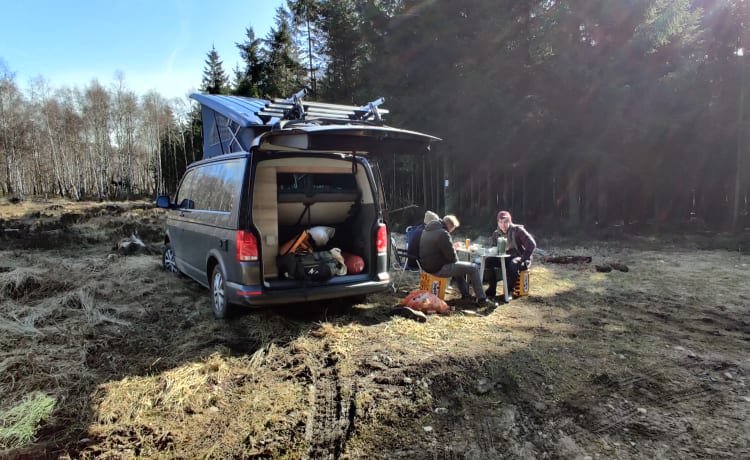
[0,199,748,459]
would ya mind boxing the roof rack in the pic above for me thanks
[257,89,389,124]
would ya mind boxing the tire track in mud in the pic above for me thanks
[305,350,357,460]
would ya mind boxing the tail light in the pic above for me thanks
[236,231,258,261]
[376,224,387,254]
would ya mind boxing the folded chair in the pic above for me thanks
[391,235,420,293]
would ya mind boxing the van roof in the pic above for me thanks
[190,92,440,159]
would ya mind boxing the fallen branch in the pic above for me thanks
[543,255,592,264]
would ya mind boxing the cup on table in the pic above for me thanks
[497,237,507,253]
[465,238,470,250]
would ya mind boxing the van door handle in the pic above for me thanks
[220,239,228,251]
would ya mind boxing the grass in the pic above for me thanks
[2,199,750,458]
[0,392,56,449]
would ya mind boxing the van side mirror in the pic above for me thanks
[156,195,172,208]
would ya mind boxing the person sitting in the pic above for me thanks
[405,210,439,269]
[419,214,496,309]
[485,210,536,300]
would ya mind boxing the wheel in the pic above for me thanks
[210,265,230,319]
[162,243,180,275]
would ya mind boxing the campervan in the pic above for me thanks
[156,91,439,318]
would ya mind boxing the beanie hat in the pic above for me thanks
[497,210,511,221]
[424,210,440,224]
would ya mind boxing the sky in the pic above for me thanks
[0,0,285,99]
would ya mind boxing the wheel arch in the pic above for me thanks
[206,251,224,283]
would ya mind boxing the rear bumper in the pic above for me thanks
[226,277,390,306]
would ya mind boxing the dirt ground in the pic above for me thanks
[0,198,748,459]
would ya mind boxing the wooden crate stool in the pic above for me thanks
[513,270,531,297]
[419,272,449,300]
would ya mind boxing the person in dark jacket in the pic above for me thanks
[405,210,439,269]
[485,210,536,300]
[419,215,495,309]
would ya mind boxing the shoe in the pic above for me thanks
[476,298,498,314]
[450,297,478,310]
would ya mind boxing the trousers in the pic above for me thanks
[485,250,523,296]
[432,261,486,300]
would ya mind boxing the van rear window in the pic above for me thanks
[277,173,358,195]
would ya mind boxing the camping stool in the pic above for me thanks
[419,272,449,300]
[513,270,531,297]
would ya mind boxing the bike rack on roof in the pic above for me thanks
[257,88,389,124]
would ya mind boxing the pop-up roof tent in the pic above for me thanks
[190,89,440,159]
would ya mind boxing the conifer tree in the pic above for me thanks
[234,27,265,97]
[201,45,230,95]
[261,7,306,98]
[287,0,322,95]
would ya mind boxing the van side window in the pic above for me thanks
[189,167,209,210]
[211,160,244,211]
[176,169,197,209]
[190,160,244,212]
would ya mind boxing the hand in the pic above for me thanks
[523,260,531,269]
[512,256,522,265]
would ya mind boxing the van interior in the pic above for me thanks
[252,155,376,283]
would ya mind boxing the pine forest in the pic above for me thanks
[1,0,748,232]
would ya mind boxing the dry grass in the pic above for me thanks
[1,199,749,459]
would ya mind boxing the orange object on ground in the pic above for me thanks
[400,290,450,314]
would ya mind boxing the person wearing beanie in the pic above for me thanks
[423,210,439,224]
[419,214,496,309]
[405,210,440,269]
[485,210,536,300]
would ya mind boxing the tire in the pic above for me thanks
[162,243,180,276]
[210,265,230,319]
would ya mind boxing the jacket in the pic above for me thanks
[491,223,536,264]
[419,220,457,273]
[405,224,425,269]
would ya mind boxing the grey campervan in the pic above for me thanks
[157,91,438,318]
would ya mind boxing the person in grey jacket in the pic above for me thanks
[419,215,495,309]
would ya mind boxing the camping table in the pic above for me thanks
[456,246,511,303]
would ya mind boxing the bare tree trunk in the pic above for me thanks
[13,150,24,196]
[733,60,746,231]
[521,171,527,220]
[568,171,580,227]
[469,171,475,217]
[597,161,608,225]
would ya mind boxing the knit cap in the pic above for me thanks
[424,210,440,224]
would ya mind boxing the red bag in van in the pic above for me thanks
[341,252,365,274]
